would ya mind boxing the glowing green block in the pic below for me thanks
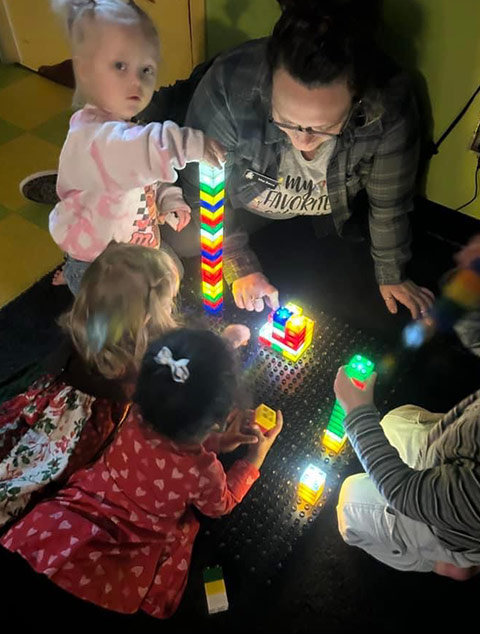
[324,354,375,453]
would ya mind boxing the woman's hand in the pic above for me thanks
[232,273,279,312]
[334,367,377,415]
[203,137,226,168]
[246,410,283,469]
[379,280,434,319]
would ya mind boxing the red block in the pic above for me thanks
[203,297,223,310]
[201,214,224,229]
[258,335,272,347]
[201,255,222,268]
[202,271,223,285]
[201,243,223,258]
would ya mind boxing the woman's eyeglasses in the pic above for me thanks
[269,100,361,138]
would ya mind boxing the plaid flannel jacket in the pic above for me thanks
[181,38,420,286]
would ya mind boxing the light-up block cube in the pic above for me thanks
[203,566,228,614]
[200,163,225,314]
[258,303,314,362]
[254,403,277,434]
[298,464,326,506]
[322,354,375,453]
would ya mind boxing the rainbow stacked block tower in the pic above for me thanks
[200,163,225,314]
[254,403,277,434]
[298,464,326,506]
[203,565,229,614]
[258,303,314,362]
[322,354,375,453]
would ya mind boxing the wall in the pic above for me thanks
[0,0,202,88]
[382,0,480,218]
[206,0,279,58]
[206,0,480,218]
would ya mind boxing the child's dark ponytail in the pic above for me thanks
[135,329,239,443]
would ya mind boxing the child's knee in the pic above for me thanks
[337,474,371,543]
[336,473,389,545]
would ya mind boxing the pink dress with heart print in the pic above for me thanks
[0,406,259,618]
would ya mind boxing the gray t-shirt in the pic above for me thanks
[248,138,336,218]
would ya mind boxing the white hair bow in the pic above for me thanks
[154,346,190,383]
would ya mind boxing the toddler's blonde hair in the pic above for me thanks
[51,0,159,107]
[61,242,179,379]
[52,0,159,54]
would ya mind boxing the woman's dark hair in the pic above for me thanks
[134,328,238,442]
[269,0,389,99]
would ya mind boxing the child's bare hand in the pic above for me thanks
[159,208,191,232]
[455,234,480,269]
[334,366,377,415]
[246,410,283,469]
[218,409,258,453]
[203,137,226,169]
[222,324,251,348]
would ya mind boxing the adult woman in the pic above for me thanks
[171,0,434,317]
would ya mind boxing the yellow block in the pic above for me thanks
[287,315,306,334]
[298,465,326,506]
[205,580,227,596]
[285,303,302,316]
[202,281,223,296]
[201,236,223,250]
[254,403,276,432]
[202,261,222,275]
[200,190,225,207]
[322,430,347,454]
[201,208,224,222]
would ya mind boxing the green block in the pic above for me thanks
[345,354,375,382]
[201,221,224,233]
[327,402,346,437]
[326,354,375,437]
[204,291,223,303]
[200,181,225,197]
[203,566,224,584]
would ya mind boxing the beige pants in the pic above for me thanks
[337,405,480,572]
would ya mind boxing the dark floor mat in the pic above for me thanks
[2,202,480,630]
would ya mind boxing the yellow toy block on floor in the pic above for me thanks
[254,403,277,434]
[298,464,326,506]
[203,566,228,614]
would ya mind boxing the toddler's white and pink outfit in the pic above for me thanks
[49,105,204,277]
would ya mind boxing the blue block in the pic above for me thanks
[200,199,224,213]
[201,249,223,261]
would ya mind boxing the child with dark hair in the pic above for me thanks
[1,328,282,619]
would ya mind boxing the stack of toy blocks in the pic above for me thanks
[199,163,224,314]
[203,565,229,614]
[322,354,375,453]
[258,303,314,362]
[298,463,326,506]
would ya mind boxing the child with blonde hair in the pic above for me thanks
[1,328,283,618]
[0,242,180,527]
[49,0,224,293]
